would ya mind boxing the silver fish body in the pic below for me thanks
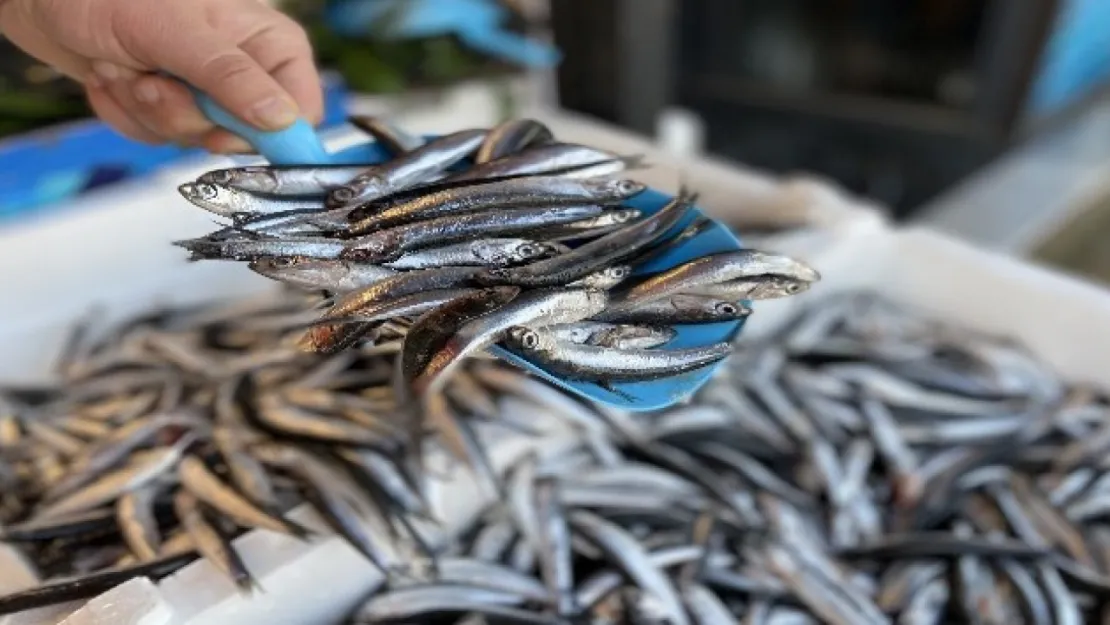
[327,129,488,207]
[503,327,731,382]
[197,165,367,197]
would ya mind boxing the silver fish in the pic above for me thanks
[384,239,567,270]
[412,289,609,393]
[546,322,676,349]
[328,129,488,207]
[474,118,554,163]
[197,165,366,197]
[248,258,396,292]
[502,327,731,382]
[347,176,645,235]
[342,205,606,264]
[177,182,317,217]
[349,115,424,154]
[478,190,692,288]
[446,143,637,183]
[610,250,820,312]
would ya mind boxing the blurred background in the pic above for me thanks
[3,0,1110,280]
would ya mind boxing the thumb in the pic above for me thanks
[149,29,299,131]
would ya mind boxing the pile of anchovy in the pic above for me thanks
[340,291,1110,625]
[0,288,517,615]
[171,117,819,396]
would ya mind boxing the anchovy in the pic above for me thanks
[116,483,162,562]
[177,454,308,538]
[446,143,636,183]
[349,115,424,155]
[36,437,193,520]
[503,327,731,382]
[541,208,643,241]
[299,267,480,352]
[592,294,751,325]
[384,239,567,270]
[248,258,396,292]
[197,165,367,197]
[480,191,692,288]
[570,510,690,625]
[609,250,820,313]
[174,235,349,262]
[401,287,523,386]
[177,182,319,218]
[547,322,676,349]
[411,289,609,393]
[342,205,606,263]
[173,491,256,592]
[347,176,644,235]
[252,443,395,571]
[327,129,488,207]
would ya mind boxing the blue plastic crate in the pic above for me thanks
[0,74,350,220]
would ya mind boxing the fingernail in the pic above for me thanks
[249,96,298,130]
[134,81,160,105]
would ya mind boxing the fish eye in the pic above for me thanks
[619,210,638,221]
[786,282,803,294]
[271,257,299,268]
[716,302,738,315]
[194,183,220,199]
[610,266,629,278]
[331,188,354,203]
[520,330,540,349]
[518,243,539,257]
[616,179,640,194]
[208,171,233,184]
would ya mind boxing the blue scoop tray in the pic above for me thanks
[194,94,747,411]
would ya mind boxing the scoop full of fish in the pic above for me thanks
[4,288,1110,623]
[172,116,820,408]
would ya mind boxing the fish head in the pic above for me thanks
[739,251,822,283]
[326,185,359,208]
[588,177,647,199]
[177,182,238,215]
[671,295,751,321]
[504,326,554,352]
[579,265,632,290]
[215,167,280,193]
[747,276,813,299]
[515,241,564,262]
[326,172,382,208]
[197,169,235,185]
[608,208,642,225]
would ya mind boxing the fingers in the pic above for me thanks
[85,85,164,145]
[143,26,300,132]
[238,13,324,125]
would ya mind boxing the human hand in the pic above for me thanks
[0,0,323,153]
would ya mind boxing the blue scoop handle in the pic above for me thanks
[192,91,332,165]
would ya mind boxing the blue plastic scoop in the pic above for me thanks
[193,93,747,411]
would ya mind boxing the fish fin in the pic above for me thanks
[598,380,637,403]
